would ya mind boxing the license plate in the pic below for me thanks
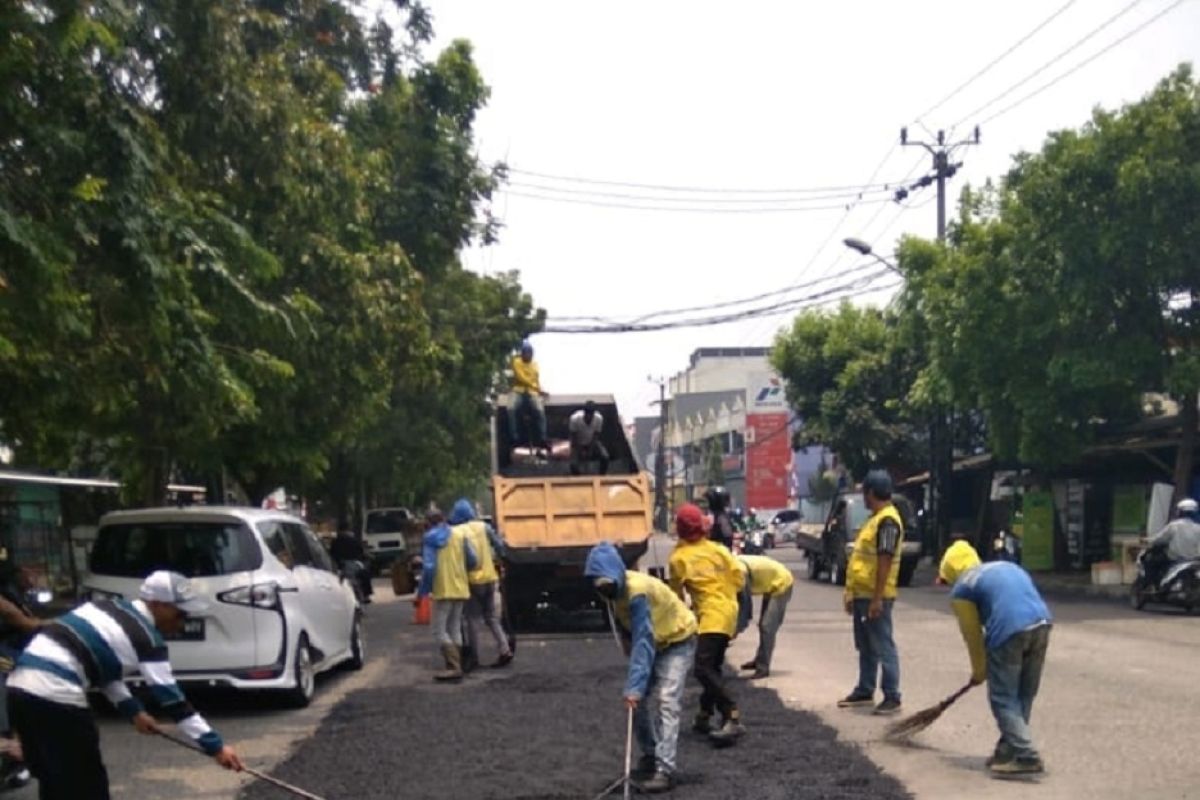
[165,618,206,642]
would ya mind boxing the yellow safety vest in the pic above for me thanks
[614,572,697,649]
[668,539,744,637]
[432,526,471,600]
[845,504,904,600]
[739,555,795,596]
[511,356,540,395]
[459,520,499,585]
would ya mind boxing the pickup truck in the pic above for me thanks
[796,494,920,588]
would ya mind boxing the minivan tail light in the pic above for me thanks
[218,582,280,609]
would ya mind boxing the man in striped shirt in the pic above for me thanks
[8,570,243,799]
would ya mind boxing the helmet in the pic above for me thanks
[704,486,730,513]
[1178,498,1199,516]
[520,338,533,354]
[862,469,893,500]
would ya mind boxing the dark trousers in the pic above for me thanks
[9,689,109,800]
[694,633,737,720]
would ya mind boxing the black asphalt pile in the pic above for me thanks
[242,634,910,800]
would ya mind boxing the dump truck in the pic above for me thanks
[491,394,652,626]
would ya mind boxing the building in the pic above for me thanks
[662,348,794,513]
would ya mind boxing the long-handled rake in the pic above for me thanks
[884,681,977,741]
[591,706,635,800]
[154,729,328,800]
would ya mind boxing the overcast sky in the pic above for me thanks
[391,0,1199,420]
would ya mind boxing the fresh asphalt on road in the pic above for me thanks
[10,546,1199,799]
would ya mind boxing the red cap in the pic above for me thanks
[676,503,706,541]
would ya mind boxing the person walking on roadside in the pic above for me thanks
[7,571,243,799]
[837,469,904,715]
[0,556,42,789]
[735,554,795,679]
[449,500,513,670]
[669,503,747,747]
[417,504,478,682]
[585,542,697,794]
[938,537,1053,776]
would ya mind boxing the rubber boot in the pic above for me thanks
[709,711,746,748]
[434,645,464,682]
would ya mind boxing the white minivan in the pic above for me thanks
[81,506,363,707]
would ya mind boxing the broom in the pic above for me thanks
[884,681,976,740]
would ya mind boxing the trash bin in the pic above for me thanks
[391,560,414,596]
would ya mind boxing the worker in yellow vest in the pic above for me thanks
[417,504,478,682]
[669,503,746,747]
[735,554,795,679]
[837,470,904,715]
[585,542,697,794]
[449,499,514,670]
[508,339,548,454]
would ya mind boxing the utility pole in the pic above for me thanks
[650,376,669,532]
[900,125,980,556]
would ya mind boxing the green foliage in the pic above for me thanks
[771,303,926,480]
[807,456,839,504]
[703,438,725,489]
[908,65,1200,467]
[0,2,542,508]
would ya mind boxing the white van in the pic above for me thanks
[81,506,362,707]
[362,507,412,572]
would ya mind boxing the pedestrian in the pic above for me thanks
[568,400,610,475]
[417,503,478,682]
[7,571,243,799]
[584,542,697,794]
[735,554,794,679]
[508,339,549,455]
[837,469,904,715]
[668,503,747,746]
[0,556,42,789]
[449,499,513,670]
[703,487,735,550]
[938,537,1052,776]
[329,522,372,604]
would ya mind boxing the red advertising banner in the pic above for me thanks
[745,412,791,510]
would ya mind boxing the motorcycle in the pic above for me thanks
[1131,545,1200,612]
[742,528,766,555]
[990,529,1022,564]
[338,559,373,605]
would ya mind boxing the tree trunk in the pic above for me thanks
[1172,390,1198,507]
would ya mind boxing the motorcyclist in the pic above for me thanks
[330,524,372,604]
[704,487,734,550]
[1144,498,1200,587]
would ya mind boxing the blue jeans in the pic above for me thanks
[634,636,696,776]
[753,586,792,671]
[508,393,546,449]
[987,624,1051,760]
[852,598,900,702]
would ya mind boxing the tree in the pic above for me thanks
[908,65,1199,495]
[771,303,926,480]
[704,438,725,490]
[807,456,839,504]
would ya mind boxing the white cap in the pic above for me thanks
[139,571,209,614]
[1179,498,1199,514]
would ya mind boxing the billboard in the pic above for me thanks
[749,373,786,412]
[745,412,791,510]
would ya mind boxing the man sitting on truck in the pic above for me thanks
[509,339,548,455]
[585,542,697,794]
[568,401,609,475]
[669,503,747,747]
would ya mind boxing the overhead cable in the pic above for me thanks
[504,167,915,195]
[499,188,893,214]
[506,179,899,205]
[979,0,1189,126]
[952,0,1146,128]
[914,0,1079,124]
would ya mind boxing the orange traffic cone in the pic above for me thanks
[413,595,432,625]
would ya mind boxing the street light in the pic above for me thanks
[843,238,901,275]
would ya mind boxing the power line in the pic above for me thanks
[506,179,900,205]
[498,188,893,214]
[979,0,1189,126]
[952,0,1146,129]
[505,167,916,195]
[547,258,892,324]
[915,0,1079,124]
[545,270,901,334]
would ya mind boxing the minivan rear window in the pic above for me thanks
[365,510,410,534]
[90,521,262,578]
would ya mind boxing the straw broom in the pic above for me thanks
[884,681,977,740]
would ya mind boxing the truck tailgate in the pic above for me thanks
[493,475,652,549]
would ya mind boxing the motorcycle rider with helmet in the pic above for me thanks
[704,487,734,550]
[1144,498,1200,588]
